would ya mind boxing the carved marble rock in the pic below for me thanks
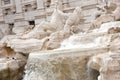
[22,9,67,39]
[89,52,120,80]
[12,25,34,35]
[3,7,83,52]
[23,19,120,80]
[89,1,120,30]
[7,38,49,53]
[58,21,120,50]
[0,26,13,39]
[0,0,120,79]
[46,7,83,50]
[23,48,107,80]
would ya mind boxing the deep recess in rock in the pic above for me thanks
[87,67,100,80]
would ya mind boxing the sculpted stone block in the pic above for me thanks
[89,52,120,80]
[89,14,114,30]
[22,8,67,39]
[12,25,34,35]
[89,0,120,30]
[0,0,120,80]
[23,48,107,80]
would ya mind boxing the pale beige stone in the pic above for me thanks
[22,9,67,39]
[89,14,115,30]
[46,7,83,50]
[89,52,120,80]
[23,48,108,80]
[89,0,120,31]
[7,38,49,53]
[0,1,120,80]
[12,25,34,35]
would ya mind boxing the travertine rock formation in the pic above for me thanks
[89,0,120,30]
[0,6,83,53]
[23,48,108,80]
[22,7,68,39]
[46,7,83,50]
[23,21,120,80]
[89,51,120,80]
[0,26,13,39]
[0,0,119,80]
[12,25,34,35]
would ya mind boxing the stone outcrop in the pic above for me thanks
[0,26,13,39]
[0,6,83,53]
[12,25,34,35]
[23,48,108,80]
[0,0,119,80]
[89,51,120,80]
[23,21,120,80]
[89,0,120,30]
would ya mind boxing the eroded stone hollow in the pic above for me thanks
[0,46,28,80]
[87,67,100,80]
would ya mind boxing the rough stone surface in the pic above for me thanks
[23,48,108,80]
[0,0,119,80]
[0,53,27,80]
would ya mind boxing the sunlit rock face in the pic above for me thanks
[89,52,120,80]
[58,21,120,50]
[12,25,34,35]
[23,21,120,80]
[6,38,49,53]
[23,48,108,80]
[88,29,120,80]
[0,26,13,39]
[0,7,83,54]
[0,0,120,80]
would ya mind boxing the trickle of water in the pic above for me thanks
[87,59,100,80]
[98,75,102,80]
